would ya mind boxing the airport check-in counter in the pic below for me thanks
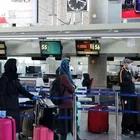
[18,77,93,110]
[18,76,116,112]
[19,77,50,109]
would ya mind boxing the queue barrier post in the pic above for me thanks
[73,94,77,140]
[115,91,119,140]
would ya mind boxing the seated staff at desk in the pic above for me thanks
[0,59,38,134]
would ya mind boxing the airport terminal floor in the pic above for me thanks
[73,112,140,140]
[17,86,140,140]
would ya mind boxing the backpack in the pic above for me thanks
[50,77,64,105]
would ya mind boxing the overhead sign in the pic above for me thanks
[0,41,6,57]
[0,0,37,25]
[76,40,101,56]
[122,0,140,19]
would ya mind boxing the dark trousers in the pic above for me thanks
[58,109,81,140]
[121,97,137,132]
[7,110,20,133]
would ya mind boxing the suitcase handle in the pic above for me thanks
[91,105,108,111]
[10,118,16,140]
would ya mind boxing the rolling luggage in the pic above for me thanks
[33,126,54,140]
[22,109,34,138]
[33,99,55,140]
[88,105,109,133]
[0,118,16,140]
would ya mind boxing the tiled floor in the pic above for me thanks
[67,112,140,140]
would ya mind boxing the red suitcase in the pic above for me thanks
[33,126,54,140]
[0,118,16,140]
[88,105,109,133]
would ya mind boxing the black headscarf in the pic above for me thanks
[3,58,18,80]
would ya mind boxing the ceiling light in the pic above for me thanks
[46,36,92,40]
[101,36,140,39]
[0,37,38,40]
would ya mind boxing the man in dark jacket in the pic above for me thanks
[0,59,35,134]
[119,59,136,135]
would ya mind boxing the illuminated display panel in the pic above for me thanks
[0,41,6,57]
[40,41,62,57]
[76,40,100,56]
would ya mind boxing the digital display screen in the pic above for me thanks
[0,41,6,57]
[135,0,140,12]
[0,43,5,49]
[40,41,62,57]
[76,40,100,55]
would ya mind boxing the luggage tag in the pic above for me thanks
[0,110,6,118]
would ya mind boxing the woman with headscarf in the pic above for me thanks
[58,58,85,140]
[0,59,36,137]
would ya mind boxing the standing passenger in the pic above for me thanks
[119,59,136,135]
[0,58,37,139]
[58,58,85,140]
[82,73,93,93]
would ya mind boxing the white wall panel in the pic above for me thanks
[39,0,90,25]
[38,0,55,25]
[108,1,121,23]
[100,39,140,54]
[89,0,109,24]
[6,40,40,56]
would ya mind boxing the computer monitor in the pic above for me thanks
[26,66,41,74]
[40,41,62,57]
[20,79,36,92]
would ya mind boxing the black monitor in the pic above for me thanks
[26,66,41,74]
[40,41,62,58]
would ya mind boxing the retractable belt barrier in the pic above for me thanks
[19,87,140,140]
[75,88,140,115]
[75,88,140,140]
[20,88,140,119]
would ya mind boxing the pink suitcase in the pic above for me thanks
[33,126,54,140]
[0,118,16,140]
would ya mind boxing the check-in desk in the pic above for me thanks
[19,77,50,110]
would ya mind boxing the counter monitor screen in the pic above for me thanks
[40,41,62,57]
[26,66,41,74]
[76,40,100,56]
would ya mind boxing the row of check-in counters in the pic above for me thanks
[19,86,117,112]
[19,86,93,105]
